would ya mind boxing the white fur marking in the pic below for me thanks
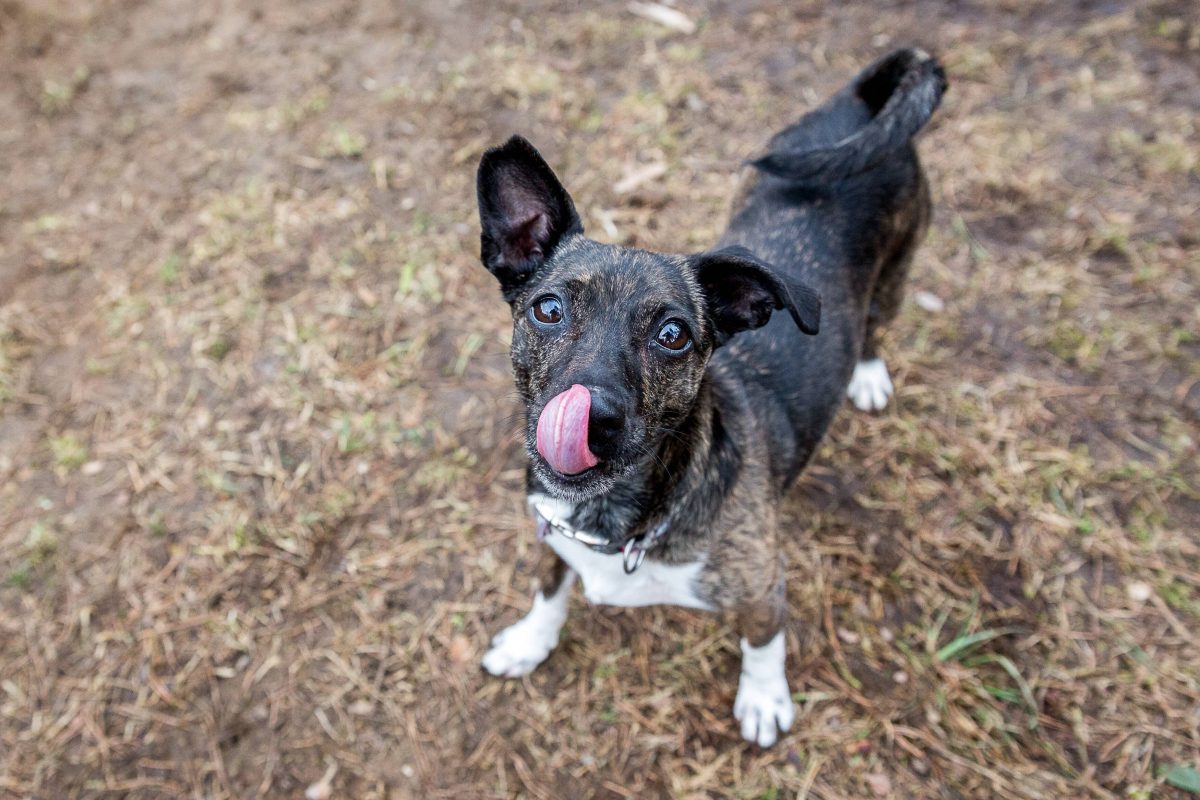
[847,358,894,412]
[733,633,794,748]
[530,493,714,611]
[482,574,575,678]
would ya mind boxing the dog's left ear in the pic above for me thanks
[692,246,821,344]
[477,135,583,303]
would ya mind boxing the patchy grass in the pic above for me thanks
[39,64,89,114]
[47,433,87,470]
[324,125,368,159]
[1,1,1198,799]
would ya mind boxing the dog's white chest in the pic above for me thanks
[530,494,714,611]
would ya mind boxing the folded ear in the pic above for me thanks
[476,136,583,302]
[691,246,821,344]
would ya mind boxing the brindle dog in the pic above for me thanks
[478,48,946,747]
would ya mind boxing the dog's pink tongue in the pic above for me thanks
[536,384,600,476]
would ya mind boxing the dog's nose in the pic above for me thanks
[587,390,626,460]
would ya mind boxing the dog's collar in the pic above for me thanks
[618,520,669,574]
[533,500,669,574]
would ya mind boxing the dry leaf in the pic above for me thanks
[628,2,696,34]
[614,162,667,194]
[448,634,473,665]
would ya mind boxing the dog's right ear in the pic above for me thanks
[692,246,821,345]
[477,136,583,303]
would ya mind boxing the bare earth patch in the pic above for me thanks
[1,1,1198,798]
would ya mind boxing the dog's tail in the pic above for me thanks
[751,48,947,184]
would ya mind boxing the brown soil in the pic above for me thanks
[2,1,1198,798]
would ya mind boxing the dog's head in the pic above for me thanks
[477,136,820,501]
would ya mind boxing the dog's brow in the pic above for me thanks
[638,297,695,324]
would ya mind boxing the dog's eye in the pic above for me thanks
[530,295,564,326]
[655,320,692,352]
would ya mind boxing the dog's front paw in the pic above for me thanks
[482,623,555,677]
[482,593,566,678]
[734,633,794,747]
[847,358,894,412]
[734,672,795,747]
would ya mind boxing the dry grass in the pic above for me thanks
[1,0,1199,798]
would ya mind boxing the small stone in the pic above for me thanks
[1127,582,1152,603]
[837,627,860,645]
[447,634,473,665]
[866,771,892,797]
[305,784,330,800]
[892,670,909,685]
[914,291,945,313]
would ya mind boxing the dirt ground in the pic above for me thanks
[1,0,1198,797]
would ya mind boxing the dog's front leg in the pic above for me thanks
[733,576,795,747]
[482,549,575,678]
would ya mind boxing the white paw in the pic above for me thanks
[734,673,795,747]
[481,622,556,677]
[734,634,794,748]
[482,592,567,678]
[847,358,894,412]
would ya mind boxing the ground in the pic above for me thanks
[1,1,1198,798]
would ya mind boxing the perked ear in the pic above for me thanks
[691,246,821,344]
[476,135,583,302]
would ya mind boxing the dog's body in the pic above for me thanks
[477,49,946,746]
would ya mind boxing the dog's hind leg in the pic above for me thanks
[848,177,930,412]
[848,273,903,413]
[482,550,575,678]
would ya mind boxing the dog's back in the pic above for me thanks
[715,48,947,487]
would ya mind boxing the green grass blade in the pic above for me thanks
[968,653,1040,729]
[1163,764,1200,794]
[936,628,1013,663]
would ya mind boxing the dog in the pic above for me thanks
[476,48,946,747]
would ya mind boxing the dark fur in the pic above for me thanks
[478,48,946,631]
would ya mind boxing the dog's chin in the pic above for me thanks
[529,452,621,503]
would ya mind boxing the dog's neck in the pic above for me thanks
[657,370,743,541]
